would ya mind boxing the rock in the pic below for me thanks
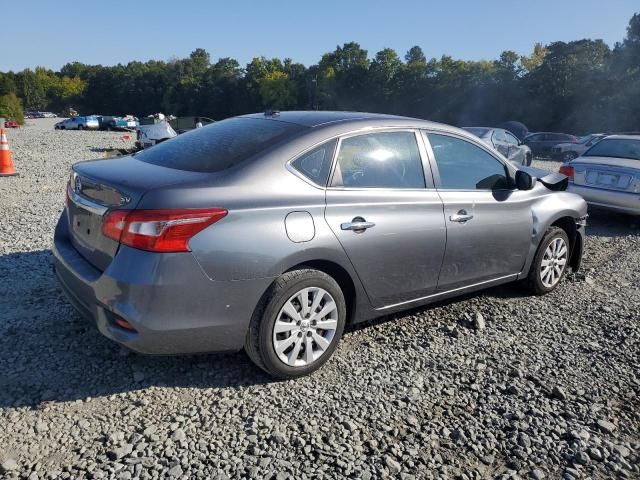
[343,421,358,432]
[573,451,590,465]
[171,429,187,442]
[613,444,630,458]
[530,469,545,480]
[270,432,286,445]
[587,447,603,461]
[596,419,616,434]
[168,464,183,477]
[385,455,402,474]
[551,386,567,400]
[509,368,523,378]
[1,458,18,473]
[473,312,486,330]
[107,444,133,461]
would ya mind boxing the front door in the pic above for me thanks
[324,130,447,308]
[424,132,533,290]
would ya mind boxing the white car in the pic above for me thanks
[54,116,99,130]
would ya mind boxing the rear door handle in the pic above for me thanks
[449,210,474,223]
[341,217,375,232]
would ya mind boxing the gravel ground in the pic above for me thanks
[0,119,638,479]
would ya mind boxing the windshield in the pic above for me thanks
[577,135,595,144]
[136,117,307,172]
[463,127,491,137]
[583,138,640,160]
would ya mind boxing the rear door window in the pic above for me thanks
[493,130,507,143]
[291,139,337,186]
[136,117,306,172]
[504,132,519,145]
[330,131,425,189]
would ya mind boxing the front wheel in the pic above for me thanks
[77,125,84,130]
[524,226,570,295]
[563,151,578,162]
[245,269,346,379]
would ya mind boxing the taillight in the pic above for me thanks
[559,165,574,180]
[102,208,227,252]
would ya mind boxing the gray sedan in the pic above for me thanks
[463,127,532,166]
[562,135,640,215]
[53,111,587,378]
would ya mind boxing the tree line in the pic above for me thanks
[1,12,638,134]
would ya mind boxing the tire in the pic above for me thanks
[77,125,84,130]
[245,269,346,379]
[524,226,570,295]
[525,152,532,166]
[563,151,578,162]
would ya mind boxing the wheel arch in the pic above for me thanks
[550,215,581,272]
[284,259,358,324]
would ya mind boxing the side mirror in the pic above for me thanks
[515,170,536,190]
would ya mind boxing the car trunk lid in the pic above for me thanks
[67,155,211,271]
[572,156,640,193]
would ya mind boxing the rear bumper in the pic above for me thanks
[52,213,273,354]
[567,184,640,215]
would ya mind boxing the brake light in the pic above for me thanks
[559,165,574,180]
[102,208,227,252]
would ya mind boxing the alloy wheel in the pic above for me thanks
[540,237,568,288]
[272,287,338,367]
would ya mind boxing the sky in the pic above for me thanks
[2,0,638,71]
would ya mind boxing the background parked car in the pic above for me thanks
[524,132,578,157]
[169,116,215,133]
[54,116,100,130]
[552,134,607,161]
[495,121,529,141]
[463,127,532,166]
[96,115,139,131]
[561,135,640,215]
[3,120,20,128]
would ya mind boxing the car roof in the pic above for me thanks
[240,110,424,128]
[601,134,640,140]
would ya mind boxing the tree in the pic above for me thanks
[0,93,24,123]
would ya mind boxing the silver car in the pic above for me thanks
[552,134,606,162]
[463,127,532,166]
[54,116,100,130]
[562,135,640,215]
[53,111,587,378]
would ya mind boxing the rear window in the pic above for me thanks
[136,117,306,172]
[584,138,640,160]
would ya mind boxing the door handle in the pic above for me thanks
[449,210,474,223]
[341,217,375,232]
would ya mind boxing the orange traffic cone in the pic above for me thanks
[0,128,17,176]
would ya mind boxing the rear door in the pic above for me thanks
[324,130,446,308]
[423,132,533,290]
[492,129,509,157]
[504,131,524,164]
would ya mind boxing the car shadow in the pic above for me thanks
[0,250,272,409]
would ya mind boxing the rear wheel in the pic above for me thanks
[563,151,578,162]
[524,226,570,295]
[245,269,346,379]
[77,125,84,130]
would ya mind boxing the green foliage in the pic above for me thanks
[0,93,24,124]
[1,13,639,133]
